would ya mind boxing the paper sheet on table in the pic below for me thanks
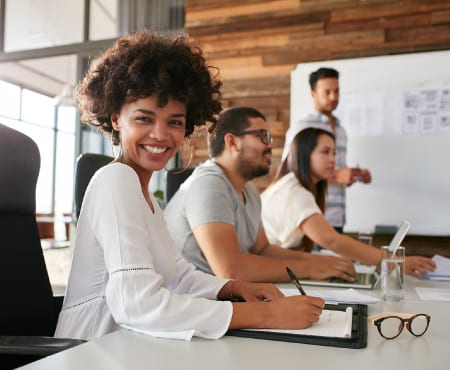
[281,288,379,304]
[243,307,353,338]
[422,255,450,280]
[355,264,377,274]
[415,287,450,302]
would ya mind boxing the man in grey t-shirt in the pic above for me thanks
[164,107,355,283]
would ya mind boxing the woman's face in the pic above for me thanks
[309,133,336,184]
[112,94,187,184]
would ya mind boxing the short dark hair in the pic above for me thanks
[309,67,339,90]
[208,107,266,158]
[77,30,222,144]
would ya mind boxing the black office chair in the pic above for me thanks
[74,153,113,219]
[165,167,195,203]
[0,123,85,369]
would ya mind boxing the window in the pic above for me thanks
[0,81,76,214]
[4,0,85,52]
[1,0,186,215]
[0,81,21,119]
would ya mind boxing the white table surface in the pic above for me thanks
[18,277,450,370]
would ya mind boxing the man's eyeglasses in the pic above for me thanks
[231,129,273,145]
[370,312,430,339]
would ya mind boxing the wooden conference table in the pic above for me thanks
[18,277,450,370]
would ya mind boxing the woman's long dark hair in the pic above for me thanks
[272,127,335,251]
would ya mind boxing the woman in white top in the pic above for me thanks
[262,128,435,277]
[55,30,324,341]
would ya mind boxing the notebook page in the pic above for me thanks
[281,288,379,304]
[423,255,450,280]
[242,307,353,338]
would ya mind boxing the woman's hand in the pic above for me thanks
[305,254,356,282]
[223,280,285,302]
[265,295,325,329]
[228,285,325,330]
[405,256,436,277]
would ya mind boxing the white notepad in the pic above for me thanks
[415,287,450,302]
[282,287,379,304]
[423,255,450,280]
[243,307,353,338]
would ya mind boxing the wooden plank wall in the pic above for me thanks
[184,0,450,192]
[182,0,450,250]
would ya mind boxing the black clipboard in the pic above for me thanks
[226,303,367,349]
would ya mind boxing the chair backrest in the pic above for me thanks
[74,153,113,219]
[0,124,56,336]
[165,168,195,203]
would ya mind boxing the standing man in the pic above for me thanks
[164,106,355,283]
[282,67,371,233]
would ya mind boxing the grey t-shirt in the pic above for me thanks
[164,160,262,275]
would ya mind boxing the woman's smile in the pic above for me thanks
[142,144,170,155]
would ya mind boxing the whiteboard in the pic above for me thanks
[290,50,450,236]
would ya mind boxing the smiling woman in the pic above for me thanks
[54,29,228,341]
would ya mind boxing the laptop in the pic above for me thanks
[300,266,380,290]
[299,220,411,290]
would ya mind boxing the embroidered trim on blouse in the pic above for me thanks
[64,295,105,310]
[111,267,152,275]
[63,268,152,311]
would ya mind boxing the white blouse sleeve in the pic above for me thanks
[85,164,232,340]
[262,175,321,248]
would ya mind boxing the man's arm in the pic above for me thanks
[250,227,312,260]
[330,167,372,185]
[192,223,355,283]
[329,167,359,185]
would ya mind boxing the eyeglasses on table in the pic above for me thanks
[369,312,430,339]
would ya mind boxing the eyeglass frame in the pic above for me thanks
[370,312,431,339]
[230,129,273,145]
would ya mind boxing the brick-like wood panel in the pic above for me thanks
[186,0,450,190]
[184,0,450,250]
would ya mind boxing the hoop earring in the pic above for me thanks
[165,138,193,174]
[111,133,116,158]
[111,130,124,163]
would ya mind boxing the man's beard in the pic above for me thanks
[237,150,271,181]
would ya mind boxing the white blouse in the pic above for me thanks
[261,172,321,248]
[55,163,232,341]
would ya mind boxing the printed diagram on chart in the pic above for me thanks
[335,92,384,137]
[401,88,450,134]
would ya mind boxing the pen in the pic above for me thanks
[286,266,307,296]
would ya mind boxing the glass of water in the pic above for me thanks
[381,246,405,301]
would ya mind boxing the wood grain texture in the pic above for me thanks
[184,0,450,228]
[186,0,300,22]
[330,1,450,23]
[326,13,432,33]
[432,8,450,24]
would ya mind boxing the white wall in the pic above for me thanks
[291,50,450,236]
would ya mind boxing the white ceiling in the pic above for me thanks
[0,0,183,99]
[0,56,78,97]
[0,0,117,97]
